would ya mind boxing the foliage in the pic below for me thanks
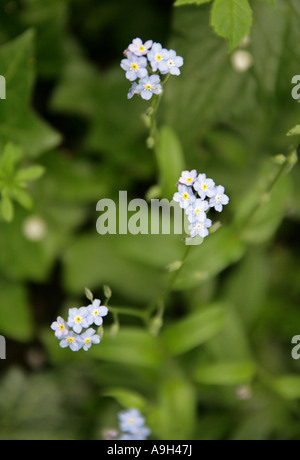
[0,0,300,441]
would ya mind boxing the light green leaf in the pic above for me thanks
[152,377,197,439]
[174,0,211,6]
[12,188,33,210]
[287,125,300,136]
[15,165,45,182]
[194,361,256,385]
[0,143,23,175]
[270,376,300,400]
[1,194,14,222]
[0,279,33,341]
[211,0,253,52]
[89,327,162,369]
[0,30,61,157]
[103,387,147,411]
[155,126,185,200]
[162,303,228,355]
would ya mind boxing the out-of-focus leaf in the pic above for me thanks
[155,126,185,200]
[151,377,196,439]
[15,165,45,182]
[89,327,163,369]
[270,376,300,400]
[211,0,253,52]
[0,30,61,157]
[1,193,14,222]
[162,303,228,355]
[174,0,211,6]
[194,361,256,385]
[174,227,246,290]
[0,278,33,341]
[103,387,147,411]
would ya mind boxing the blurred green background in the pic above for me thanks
[0,0,300,440]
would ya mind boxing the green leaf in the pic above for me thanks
[15,165,45,182]
[174,0,211,6]
[155,126,185,200]
[12,188,33,210]
[0,30,61,157]
[152,377,197,439]
[89,327,162,369]
[287,125,300,136]
[0,143,23,175]
[194,361,256,385]
[162,303,228,355]
[103,387,147,411]
[1,194,14,222]
[0,278,33,341]
[270,376,300,400]
[211,0,253,52]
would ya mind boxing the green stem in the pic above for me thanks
[146,244,193,320]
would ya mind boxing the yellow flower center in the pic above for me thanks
[187,177,193,183]
[195,208,200,214]
[145,84,152,90]
[75,316,81,323]
[128,418,135,425]
[202,184,207,190]
[156,54,162,61]
[94,310,98,316]
[183,193,189,199]
[85,338,91,344]
[139,46,145,51]
[59,324,65,330]
[131,63,138,70]
[68,337,74,343]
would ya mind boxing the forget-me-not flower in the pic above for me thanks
[186,199,209,223]
[121,53,148,81]
[189,217,212,238]
[193,173,216,200]
[147,42,169,73]
[81,328,101,351]
[136,75,162,100]
[128,38,153,56]
[173,184,196,209]
[59,330,83,352]
[118,408,145,434]
[67,307,90,334]
[51,316,69,339]
[209,185,229,212]
[86,299,108,327]
[161,49,184,76]
[178,169,198,186]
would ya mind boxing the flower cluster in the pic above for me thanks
[173,170,229,239]
[51,298,108,352]
[117,408,151,440]
[121,38,184,100]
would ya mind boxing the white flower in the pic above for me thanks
[178,169,197,186]
[128,38,153,56]
[186,199,209,223]
[173,184,196,209]
[209,185,229,212]
[193,173,216,200]
[81,328,101,351]
[51,316,69,339]
[86,299,108,327]
[59,330,83,352]
[189,217,212,238]
[67,307,89,334]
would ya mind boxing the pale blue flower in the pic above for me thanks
[209,185,229,212]
[67,307,89,334]
[59,330,83,352]
[147,42,169,73]
[161,49,184,76]
[81,328,101,351]
[121,53,148,81]
[127,82,139,99]
[118,408,145,434]
[51,316,69,339]
[86,299,108,327]
[173,184,196,209]
[128,38,153,56]
[186,198,209,223]
[178,169,197,186]
[136,75,162,100]
[193,173,216,200]
[189,217,212,238]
